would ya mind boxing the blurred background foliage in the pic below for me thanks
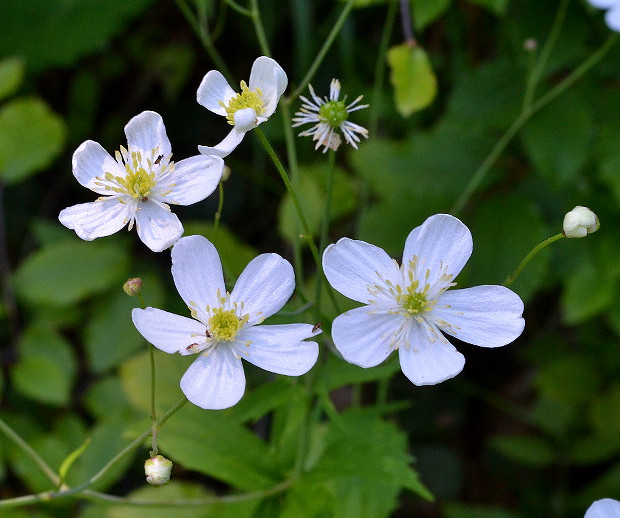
[1,0,620,516]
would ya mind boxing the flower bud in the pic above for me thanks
[144,455,172,486]
[221,165,231,182]
[123,277,143,296]
[563,206,599,238]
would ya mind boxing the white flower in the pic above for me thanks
[132,235,320,410]
[587,0,620,32]
[322,214,525,385]
[563,205,600,238]
[585,498,620,517]
[196,56,288,158]
[59,111,223,252]
[292,78,369,153]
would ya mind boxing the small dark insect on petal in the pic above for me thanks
[312,322,322,333]
[154,154,164,165]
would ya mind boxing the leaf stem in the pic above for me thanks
[504,233,564,287]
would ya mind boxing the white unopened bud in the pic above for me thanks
[144,455,172,485]
[563,206,599,238]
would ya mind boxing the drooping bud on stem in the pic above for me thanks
[563,206,599,238]
[144,454,172,486]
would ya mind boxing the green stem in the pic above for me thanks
[287,0,357,101]
[522,0,569,110]
[450,32,618,216]
[0,416,59,486]
[314,151,337,320]
[504,233,564,287]
[255,128,340,313]
[222,0,251,16]
[249,0,271,57]
[214,181,225,231]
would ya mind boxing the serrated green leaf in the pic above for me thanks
[387,43,437,117]
[12,325,77,405]
[0,56,24,101]
[158,404,281,491]
[0,97,66,184]
[13,239,130,307]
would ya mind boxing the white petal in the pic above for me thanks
[233,107,259,131]
[171,235,226,321]
[322,238,402,304]
[585,499,620,518]
[198,127,247,158]
[134,201,183,252]
[606,5,620,31]
[248,56,288,118]
[72,140,122,195]
[132,307,206,354]
[180,347,245,409]
[196,70,235,116]
[331,306,402,367]
[402,214,473,283]
[165,155,223,205]
[399,323,465,385]
[432,285,525,347]
[233,324,319,375]
[124,111,171,157]
[231,253,294,324]
[58,198,131,240]
[587,0,618,8]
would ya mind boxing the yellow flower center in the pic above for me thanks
[99,146,172,201]
[220,81,265,126]
[207,307,249,342]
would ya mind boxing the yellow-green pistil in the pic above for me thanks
[220,81,264,126]
[318,100,348,127]
[207,307,249,342]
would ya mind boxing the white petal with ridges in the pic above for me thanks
[124,111,171,157]
[248,56,288,118]
[134,202,183,252]
[132,307,206,354]
[171,235,226,321]
[606,5,620,31]
[72,140,122,195]
[402,214,473,284]
[399,323,465,385]
[231,253,294,324]
[331,306,402,367]
[198,127,247,158]
[180,347,246,409]
[322,238,402,304]
[58,198,131,240]
[432,285,525,347]
[196,70,235,116]
[234,324,319,375]
[166,155,223,205]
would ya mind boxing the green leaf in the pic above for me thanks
[0,97,66,184]
[536,355,600,405]
[489,435,554,468]
[13,239,130,307]
[158,404,282,491]
[59,437,92,484]
[469,0,509,15]
[12,325,77,405]
[562,263,616,324]
[387,43,437,117]
[0,56,24,101]
[0,0,156,71]
[521,88,594,186]
[316,352,400,393]
[412,0,452,30]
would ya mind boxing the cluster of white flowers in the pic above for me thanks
[60,57,608,412]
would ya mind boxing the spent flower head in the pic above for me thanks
[196,56,288,158]
[586,0,620,31]
[58,111,223,252]
[563,206,599,238]
[132,235,320,410]
[322,214,525,385]
[293,78,369,153]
